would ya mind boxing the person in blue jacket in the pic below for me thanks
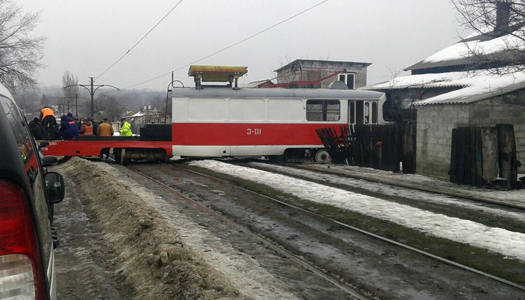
[59,114,79,140]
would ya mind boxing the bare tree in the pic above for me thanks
[96,93,122,122]
[62,71,78,114]
[0,0,45,91]
[452,0,525,73]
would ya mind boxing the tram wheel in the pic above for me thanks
[314,149,331,164]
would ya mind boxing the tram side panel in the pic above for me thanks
[171,96,347,157]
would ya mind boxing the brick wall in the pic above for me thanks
[416,94,525,179]
[416,104,470,179]
[275,60,369,88]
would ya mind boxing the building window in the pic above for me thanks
[338,73,355,89]
[306,100,340,121]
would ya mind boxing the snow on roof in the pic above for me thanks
[429,34,521,63]
[363,68,525,105]
[407,30,525,71]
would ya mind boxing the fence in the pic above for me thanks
[316,123,416,174]
[450,124,519,189]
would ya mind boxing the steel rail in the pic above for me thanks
[185,165,525,293]
[129,167,371,300]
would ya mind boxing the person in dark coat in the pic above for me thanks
[89,117,99,136]
[28,117,43,140]
[40,106,57,140]
[59,114,79,140]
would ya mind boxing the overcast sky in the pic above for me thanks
[22,0,471,92]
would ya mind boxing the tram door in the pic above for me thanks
[348,101,378,125]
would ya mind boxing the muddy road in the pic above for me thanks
[51,157,525,299]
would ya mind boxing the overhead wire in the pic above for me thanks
[124,0,329,89]
[96,0,184,80]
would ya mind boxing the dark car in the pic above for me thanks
[0,83,65,299]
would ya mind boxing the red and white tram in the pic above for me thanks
[170,86,385,161]
[40,66,386,163]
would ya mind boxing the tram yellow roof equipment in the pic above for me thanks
[188,65,248,82]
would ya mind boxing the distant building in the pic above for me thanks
[273,59,371,89]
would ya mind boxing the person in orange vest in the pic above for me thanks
[79,118,94,136]
[97,118,114,137]
[97,118,114,159]
[39,106,57,140]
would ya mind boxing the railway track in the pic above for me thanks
[129,167,370,300]
[217,163,525,291]
[125,161,525,299]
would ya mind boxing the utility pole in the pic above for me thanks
[75,94,78,117]
[64,77,119,118]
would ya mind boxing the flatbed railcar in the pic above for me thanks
[40,132,173,165]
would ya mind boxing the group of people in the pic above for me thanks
[59,114,116,140]
[29,107,132,140]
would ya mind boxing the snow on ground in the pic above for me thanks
[249,162,525,222]
[190,160,525,262]
[319,164,525,205]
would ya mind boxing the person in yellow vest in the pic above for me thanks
[39,106,56,140]
[119,118,132,136]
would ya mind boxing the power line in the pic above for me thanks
[96,0,184,80]
[124,0,329,89]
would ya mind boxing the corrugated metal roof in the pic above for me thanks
[362,71,472,90]
[362,68,525,106]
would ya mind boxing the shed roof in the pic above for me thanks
[405,29,525,71]
[363,68,525,106]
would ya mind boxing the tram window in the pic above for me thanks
[355,101,364,124]
[349,101,355,124]
[364,102,370,124]
[372,102,378,123]
[306,100,340,121]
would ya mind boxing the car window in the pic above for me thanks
[0,95,52,270]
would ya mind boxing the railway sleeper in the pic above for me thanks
[114,148,169,165]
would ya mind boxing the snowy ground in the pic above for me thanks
[190,160,525,262]
[256,162,525,221]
